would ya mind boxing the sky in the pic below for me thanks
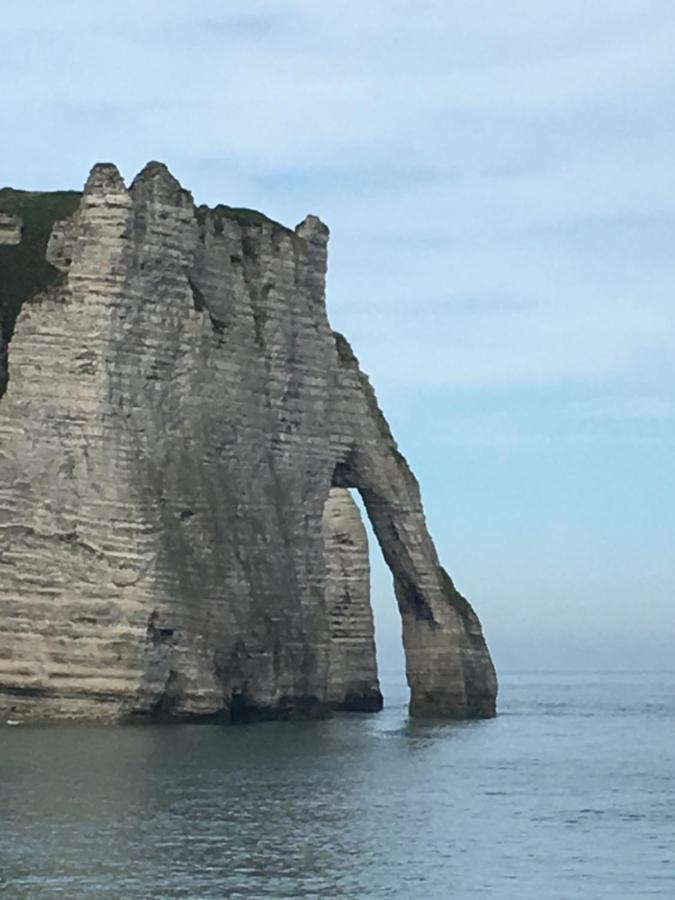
[3,1,674,674]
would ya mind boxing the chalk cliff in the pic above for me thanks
[323,487,382,712]
[0,162,497,722]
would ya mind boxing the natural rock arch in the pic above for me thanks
[328,337,497,718]
[0,162,497,722]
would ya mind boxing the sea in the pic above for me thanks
[0,670,673,899]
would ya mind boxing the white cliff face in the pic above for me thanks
[0,162,497,722]
[323,487,382,711]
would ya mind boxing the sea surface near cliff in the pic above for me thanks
[0,670,673,899]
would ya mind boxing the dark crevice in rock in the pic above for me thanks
[396,572,439,625]
[229,692,329,724]
[242,235,258,258]
[188,274,227,335]
[331,689,384,713]
[187,275,205,311]
[209,314,226,335]
[439,567,475,625]
[331,455,357,488]
[146,611,175,647]
[252,305,267,347]
[148,670,180,717]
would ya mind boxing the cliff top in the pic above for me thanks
[0,163,329,396]
[0,189,82,389]
[195,203,290,233]
[0,175,287,350]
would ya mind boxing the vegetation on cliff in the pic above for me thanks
[0,189,81,393]
[195,202,291,234]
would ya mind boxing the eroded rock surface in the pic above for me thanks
[323,487,382,711]
[0,213,21,245]
[0,162,497,722]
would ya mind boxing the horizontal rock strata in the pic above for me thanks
[0,162,497,722]
[323,487,382,711]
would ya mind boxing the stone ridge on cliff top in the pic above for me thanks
[0,161,497,723]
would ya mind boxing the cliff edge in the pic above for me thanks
[0,162,497,722]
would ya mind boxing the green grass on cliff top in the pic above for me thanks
[195,202,292,234]
[0,188,287,396]
[0,189,288,364]
[0,188,82,339]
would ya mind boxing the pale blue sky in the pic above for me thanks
[3,1,674,672]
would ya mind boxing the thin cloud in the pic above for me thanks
[3,2,674,397]
[2,2,674,662]
[568,396,674,422]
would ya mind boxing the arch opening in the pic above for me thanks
[322,486,383,712]
[350,488,408,710]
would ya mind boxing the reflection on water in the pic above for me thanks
[1,672,674,898]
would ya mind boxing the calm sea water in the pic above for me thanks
[0,671,673,899]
